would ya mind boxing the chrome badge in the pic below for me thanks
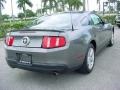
[22,37,30,46]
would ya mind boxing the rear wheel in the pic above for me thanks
[77,44,95,74]
[117,25,120,28]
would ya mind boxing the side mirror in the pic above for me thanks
[104,19,108,23]
[102,19,108,25]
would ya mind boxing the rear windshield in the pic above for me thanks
[32,15,50,25]
[30,13,82,30]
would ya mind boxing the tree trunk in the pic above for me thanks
[11,0,14,21]
[83,0,86,11]
[23,3,26,20]
[62,3,65,11]
[87,0,89,11]
[99,1,100,11]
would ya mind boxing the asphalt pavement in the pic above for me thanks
[0,27,120,90]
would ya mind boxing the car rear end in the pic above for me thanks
[5,12,88,73]
[5,30,83,73]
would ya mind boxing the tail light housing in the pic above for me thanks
[42,36,66,49]
[5,36,14,46]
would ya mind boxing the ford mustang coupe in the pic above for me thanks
[5,11,114,74]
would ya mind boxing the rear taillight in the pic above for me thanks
[42,36,66,49]
[5,36,14,46]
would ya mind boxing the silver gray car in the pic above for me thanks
[5,11,114,74]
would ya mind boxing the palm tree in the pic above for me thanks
[0,0,6,16]
[72,0,83,10]
[57,0,66,11]
[17,0,33,19]
[42,0,58,14]
[68,0,82,10]
[42,0,83,14]
[58,0,82,11]
[67,0,83,11]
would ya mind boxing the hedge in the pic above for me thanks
[102,15,116,25]
[0,21,31,38]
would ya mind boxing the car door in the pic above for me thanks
[90,14,107,50]
[97,15,112,43]
[102,22,113,43]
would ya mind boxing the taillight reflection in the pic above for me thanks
[42,36,66,49]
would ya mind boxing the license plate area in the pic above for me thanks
[16,53,32,66]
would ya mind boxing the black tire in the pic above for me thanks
[117,25,120,28]
[108,32,114,47]
[77,44,95,74]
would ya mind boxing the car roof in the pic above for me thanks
[40,11,95,16]
[62,11,95,15]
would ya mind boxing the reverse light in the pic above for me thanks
[5,36,14,46]
[42,36,66,49]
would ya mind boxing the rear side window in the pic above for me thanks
[90,14,103,25]
[81,16,93,26]
[81,17,90,26]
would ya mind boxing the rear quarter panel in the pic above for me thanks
[66,26,93,66]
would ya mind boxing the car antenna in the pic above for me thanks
[68,1,74,31]
[70,11,74,31]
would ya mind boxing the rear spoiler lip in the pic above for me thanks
[9,28,78,33]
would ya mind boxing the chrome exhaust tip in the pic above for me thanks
[53,71,59,76]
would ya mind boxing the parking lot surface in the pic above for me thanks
[0,27,120,90]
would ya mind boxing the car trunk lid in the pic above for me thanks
[9,29,64,48]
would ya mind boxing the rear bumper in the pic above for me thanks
[5,41,86,72]
[7,59,68,72]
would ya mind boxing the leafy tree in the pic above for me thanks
[0,0,6,22]
[0,0,6,15]
[18,12,25,19]
[36,8,47,16]
[26,9,36,17]
[2,14,9,20]
[17,0,33,19]
[83,0,86,11]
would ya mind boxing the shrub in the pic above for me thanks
[0,21,32,38]
[102,15,116,25]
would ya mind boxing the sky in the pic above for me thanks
[2,0,107,16]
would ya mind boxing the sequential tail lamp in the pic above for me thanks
[42,36,66,49]
[5,36,14,46]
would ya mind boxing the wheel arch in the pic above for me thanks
[90,40,97,52]
[113,27,114,34]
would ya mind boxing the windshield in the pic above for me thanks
[30,13,81,30]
